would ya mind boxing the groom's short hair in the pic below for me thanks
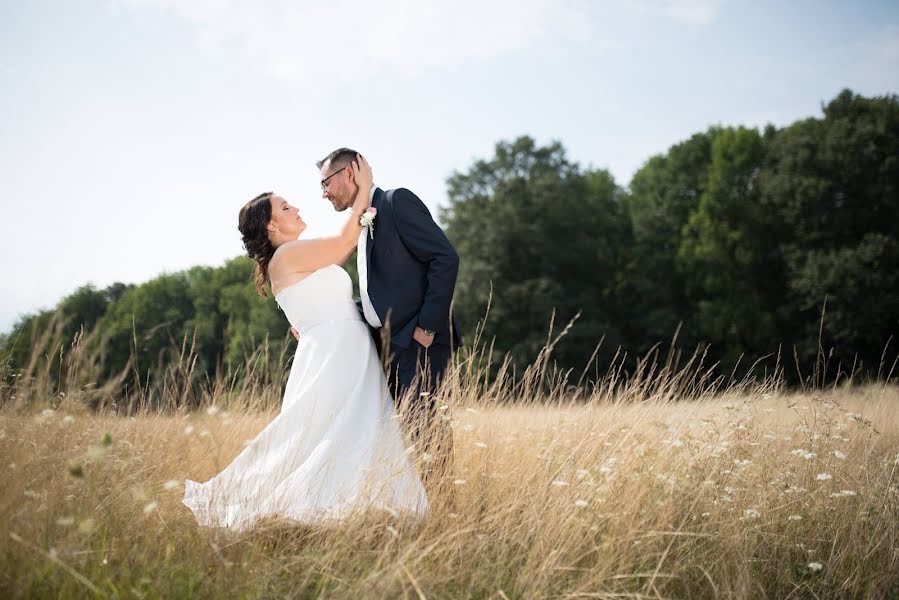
[316,148,359,170]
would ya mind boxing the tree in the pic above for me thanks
[1,283,129,381]
[442,136,629,371]
[761,89,899,371]
[97,273,197,381]
[677,126,786,368]
[623,129,719,352]
[216,257,290,369]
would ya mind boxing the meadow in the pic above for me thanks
[1,327,898,599]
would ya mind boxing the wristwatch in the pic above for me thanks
[421,328,436,337]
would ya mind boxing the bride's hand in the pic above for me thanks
[352,154,373,191]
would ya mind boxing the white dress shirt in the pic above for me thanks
[357,187,382,328]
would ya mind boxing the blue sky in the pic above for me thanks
[1,0,897,333]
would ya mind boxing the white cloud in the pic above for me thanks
[119,0,595,87]
[662,0,720,27]
[624,0,721,28]
[117,0,722,88]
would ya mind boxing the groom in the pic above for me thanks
[316,149,461,467]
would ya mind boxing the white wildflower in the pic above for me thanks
[574,500,589,508]
[743,508,760,520]
[62,416,75,424]
[791,449,816,460]
[205,406,220,416]
[551,480,569,487]
[576,469,590,480]
[833,450,846,460]
[56,516,75,526]
[41,409,55,418]
[143,501,158,514]
[474,442,487,449]
[816,473,832,481]
[734,459,752,467]
[385,525,399,538]
[808,562,823,572]
[183,425,194,435]
[788,515,802,521]
[78,519,96,534]
[163,480,180,491]
[453,479,466,486]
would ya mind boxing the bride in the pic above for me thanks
[182,156,428,530]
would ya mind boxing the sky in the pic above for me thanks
[1,0,898,333]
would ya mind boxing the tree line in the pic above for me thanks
[2,89,897,393]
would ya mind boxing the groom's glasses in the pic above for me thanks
[320,166,347,191]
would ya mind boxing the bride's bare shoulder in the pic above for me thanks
[271,239,309,266]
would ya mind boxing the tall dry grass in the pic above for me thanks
[1,318,898,598]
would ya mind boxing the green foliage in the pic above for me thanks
[95,257,291,387]
[443,136,630,370]
[1,283,130,379]
[677,126,786,365]
[0,257,291,399]
[790,234,899,356]
[761,89,899,371]
[623,129,719,350]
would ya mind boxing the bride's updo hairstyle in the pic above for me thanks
[238,191,276,297]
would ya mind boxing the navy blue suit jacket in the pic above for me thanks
[364,187,461,350]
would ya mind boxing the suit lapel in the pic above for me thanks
[366,188,381,273]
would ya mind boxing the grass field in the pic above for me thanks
[2,369,898,598]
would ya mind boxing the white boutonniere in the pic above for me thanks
[360,207,377,239]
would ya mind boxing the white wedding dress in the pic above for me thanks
[182,264,428,530]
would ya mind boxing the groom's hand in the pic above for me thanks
[413,326,434,349]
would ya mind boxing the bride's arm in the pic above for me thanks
[270,156,373,274]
